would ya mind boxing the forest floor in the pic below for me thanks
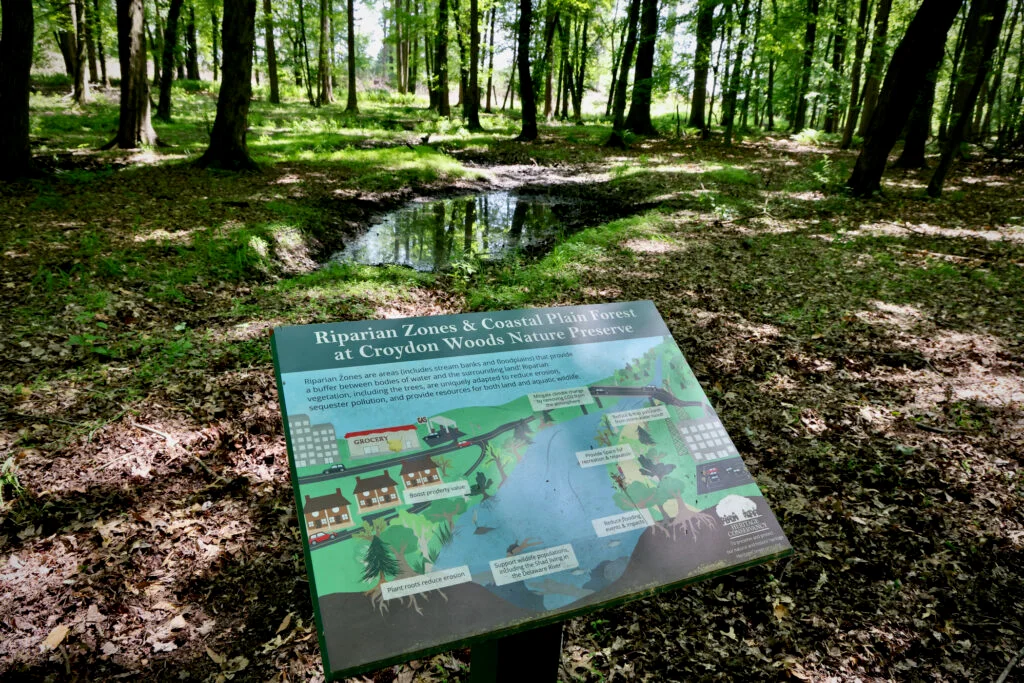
[1,87,1023,682]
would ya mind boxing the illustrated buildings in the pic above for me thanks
[344,425,421,458]
[289,414,340,468]
[353,472,401,511]
[678,416,740,462]
[303,488,355,532]
[400,455,442,489]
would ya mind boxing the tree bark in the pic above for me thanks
[856,0,892,138]
[0,0,34,179]
[212,10,219,80]
[823,0,846,133]
[624,0,659,135]
[197,0,258,169]
[485,6,495,111]
[85,0,99,82]
[846,0,964,197]
[571,11,590,123]
[346,0,358,111]
[157,0,184,120]
[723,0,750,144]
[434,0,450,115]
[840,0,869,148]
[92,0,108,85]
[894,68,938,168]
[317,0,334,104]
[928,0,1007,196]
[185,2,199,78]
[515,0,537,140]
[606,0,641,146]
[792,0,818,131]
[109,0,159,148]
[465,0,482,129]
[539,5,559,119]
[688,0,715,131]
[263,0,279,101]
[298,0,316,105]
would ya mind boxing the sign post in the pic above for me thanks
[271,301,792,680]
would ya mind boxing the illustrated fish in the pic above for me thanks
[607,539,621,548]
[473,525,497,535]
[571,568,588,576]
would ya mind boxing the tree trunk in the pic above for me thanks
[792,0,818,131]
[624,0,659,135]
[515,0,537,140]
[606,1,627,117]
[434,0,449,116]
[928,0,1007,196]
[723,0,750,144]
[688,0,715,130]
[85,0,99,82]
[66,0,90,104]
[606,0,641,146]
[739,0,762,131]
[185,2,199,78]
[465,0,482,128]
[317,0,333,104]
[980,0,1020,139]
[92,0,108,85]
[212,10,219,80]
[485,6,495,111]
[840,0,869,148]
[109,0,159,148]
[571,12,590,123]
[262,0,279,101]
[846,0,964,197]
[823,0,846,133]
[856,0,892,138]
[157,0,184,120]
[0,0,34,179]
[540,6,559,119]
[197,0,258,169]
[938,6,968,141]
[346,0,357,111]
[894,68,938,168]
[298,0,316,105]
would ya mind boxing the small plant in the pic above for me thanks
[1,455,25,510]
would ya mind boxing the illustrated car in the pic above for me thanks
[458,440,472,448]
[322,464,346,474]
[309,532,336,545]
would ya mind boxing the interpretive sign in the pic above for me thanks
[271,301,792,679]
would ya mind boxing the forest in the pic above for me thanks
[1,0,1023,678]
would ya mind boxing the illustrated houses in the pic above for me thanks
[353,472,401,512]
[400,455,442,489]
[303,488,355,532]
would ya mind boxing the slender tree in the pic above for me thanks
[928,0,1008,196]
[723,0,751,144]
[465,0,483,129]
[894,68,938,168]
[185,2,199,77]
[196,0,258,169]
[847,0,964,196]
[263,0,280,101]
[485,6,496,111]
[434,0,450,115]
[515,0,537,139]
[211,6,219,79]
[606,0,641,146]
[624,0,659,135]
[317,0,334,104]
[856,0,892,137]
[92,0,109,84]
[346,0,358,111]
[0,0,34,179]
[689,0,716,132]
[156,0,184,120]
[823,0,846,133]
[840,0,870,148]
[792,0,819,131]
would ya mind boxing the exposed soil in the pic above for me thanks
[1,134,1023,683]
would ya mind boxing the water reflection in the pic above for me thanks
[331,191,568,271]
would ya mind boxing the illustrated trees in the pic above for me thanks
[197,0,258,169]
[0,0,34,179]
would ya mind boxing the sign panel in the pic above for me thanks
[271,301,792,679]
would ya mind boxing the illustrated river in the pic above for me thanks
[432,361,669,611]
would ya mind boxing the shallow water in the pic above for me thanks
[330,191,569,271]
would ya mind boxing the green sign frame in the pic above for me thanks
[271,301,792,679]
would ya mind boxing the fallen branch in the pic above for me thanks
[996,642,1024,683]
[913,421,966,435]
[130,421,178,447]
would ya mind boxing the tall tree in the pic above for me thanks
[263,0,280,101]
[515,0,537,139]
[92,0,109,85]
[894,67,938,168]
[928,0,1008,196]
[722,0,751,144]
[156,0,184,120]
[856,0,892,137]
[847,0,964,196]
[465,0,483,129]
[689,0,716,133]
[823,0,846,133]
[0,0,34,179]
[106,0,159,148]
[569,9,591,122]
[624,0,659,135]
[791,0,819,131]
[346,0,358,111]
[484,6,496,111]
[317,0,334,104]
[298,0,316,105]
[185,2,200,78]
[211,6,219,79]
[938,7,968,140]
[434,0,450,115]
[840,0,870,148]
[606,0,641,146]
[196,0,258,169]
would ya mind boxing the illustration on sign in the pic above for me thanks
[271,301,792,678]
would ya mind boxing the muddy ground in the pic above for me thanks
[1,133,1023,682]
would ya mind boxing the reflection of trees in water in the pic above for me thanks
[342,192,565,271]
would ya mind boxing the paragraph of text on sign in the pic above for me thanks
[489,544,579,586]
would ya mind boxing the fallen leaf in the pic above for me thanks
[275,612,293,634]
[206,646,226,665]
[41,624,69,651]
[773,603,790,621]
[167,614,188,631]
